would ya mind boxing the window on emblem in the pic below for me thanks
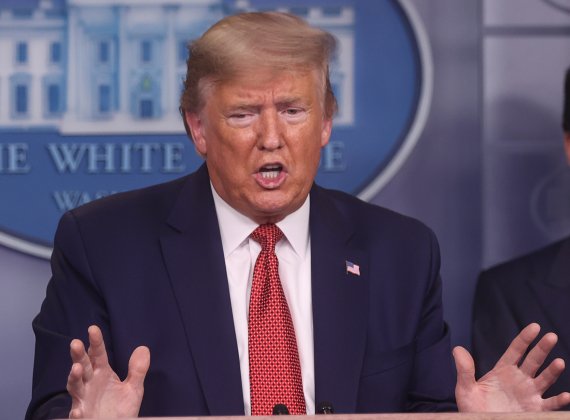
[141,40,152,63]
[16,42,28,64]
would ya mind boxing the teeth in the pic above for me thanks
[259,164,282,180]
[261,171,279,179]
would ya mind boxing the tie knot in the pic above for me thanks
[251,224,283,251]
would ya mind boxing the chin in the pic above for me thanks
[247,201,284,220]
[248,187,307,219]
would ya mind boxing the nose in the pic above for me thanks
[256,111,283,151]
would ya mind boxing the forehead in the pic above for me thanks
[205,69,323,105]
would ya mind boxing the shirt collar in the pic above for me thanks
[211,183,310,258]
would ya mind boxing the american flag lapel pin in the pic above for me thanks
[345,260,360,276]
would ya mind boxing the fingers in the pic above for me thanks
[70,338,86,363]
[67,360,85,398]
[541,392,570,411]
[452,346,476,389]
[67,325,108,399]
[67,357,87,418]
[495,323,541,367]
[535,358,566,394]
[519,332,558,377]
[126,346,151,388]
[66,326,150,419]
[69,408,84,419]
[86,325,111,370]
[70,338,94,382]
[68,338,91,396]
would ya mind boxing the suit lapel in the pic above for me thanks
[159,172,370,414]
[160,165,244,415]
[310,186,369,413]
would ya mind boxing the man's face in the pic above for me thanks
[185,70,332,224]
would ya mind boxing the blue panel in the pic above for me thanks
[16,42,27,64]
[50,42,62,63]
[99,85,111,113]
[15,85,28,114]
[178,40,188,63]
[140,99,153,118]
[99,41,109,63]
[48,84,60,114]
[141,40,152,63]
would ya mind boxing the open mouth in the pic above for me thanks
[258,164,283,180]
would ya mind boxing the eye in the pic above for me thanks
[282,107,307,122]
[227,112,255,127]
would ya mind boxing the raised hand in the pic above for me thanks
[66,325,150,418]
[454,323,570,412]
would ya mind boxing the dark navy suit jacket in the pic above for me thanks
[27,164,456,419]
[472,237,570,402]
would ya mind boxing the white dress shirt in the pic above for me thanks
[211,185,315,415]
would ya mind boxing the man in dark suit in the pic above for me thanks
[473,68,570,400]
[27,12,570,420]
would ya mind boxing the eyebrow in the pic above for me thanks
[225,97,309,111]
[275,96,306,105]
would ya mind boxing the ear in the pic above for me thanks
[185,111,207,156]
[320,117,333,148]
[564,131,570,165]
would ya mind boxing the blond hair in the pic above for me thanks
[179,11,337,120]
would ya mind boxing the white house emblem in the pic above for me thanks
[0,0,431,258]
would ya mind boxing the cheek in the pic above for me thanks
[297,126,327,157]
[217,127,256,153]
[210,135,255,176]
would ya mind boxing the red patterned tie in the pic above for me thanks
[248,224,306,415]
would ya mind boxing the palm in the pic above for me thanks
[67,326,150,419]
[457,355,547,411]
[454,323,570,412]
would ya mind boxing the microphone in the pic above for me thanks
[316,401,335,414]
[272,404,290,415]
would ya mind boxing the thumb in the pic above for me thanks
[453,346,476,389]
[126,346,150,387]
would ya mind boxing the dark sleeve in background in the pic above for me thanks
[472,239,570,404]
